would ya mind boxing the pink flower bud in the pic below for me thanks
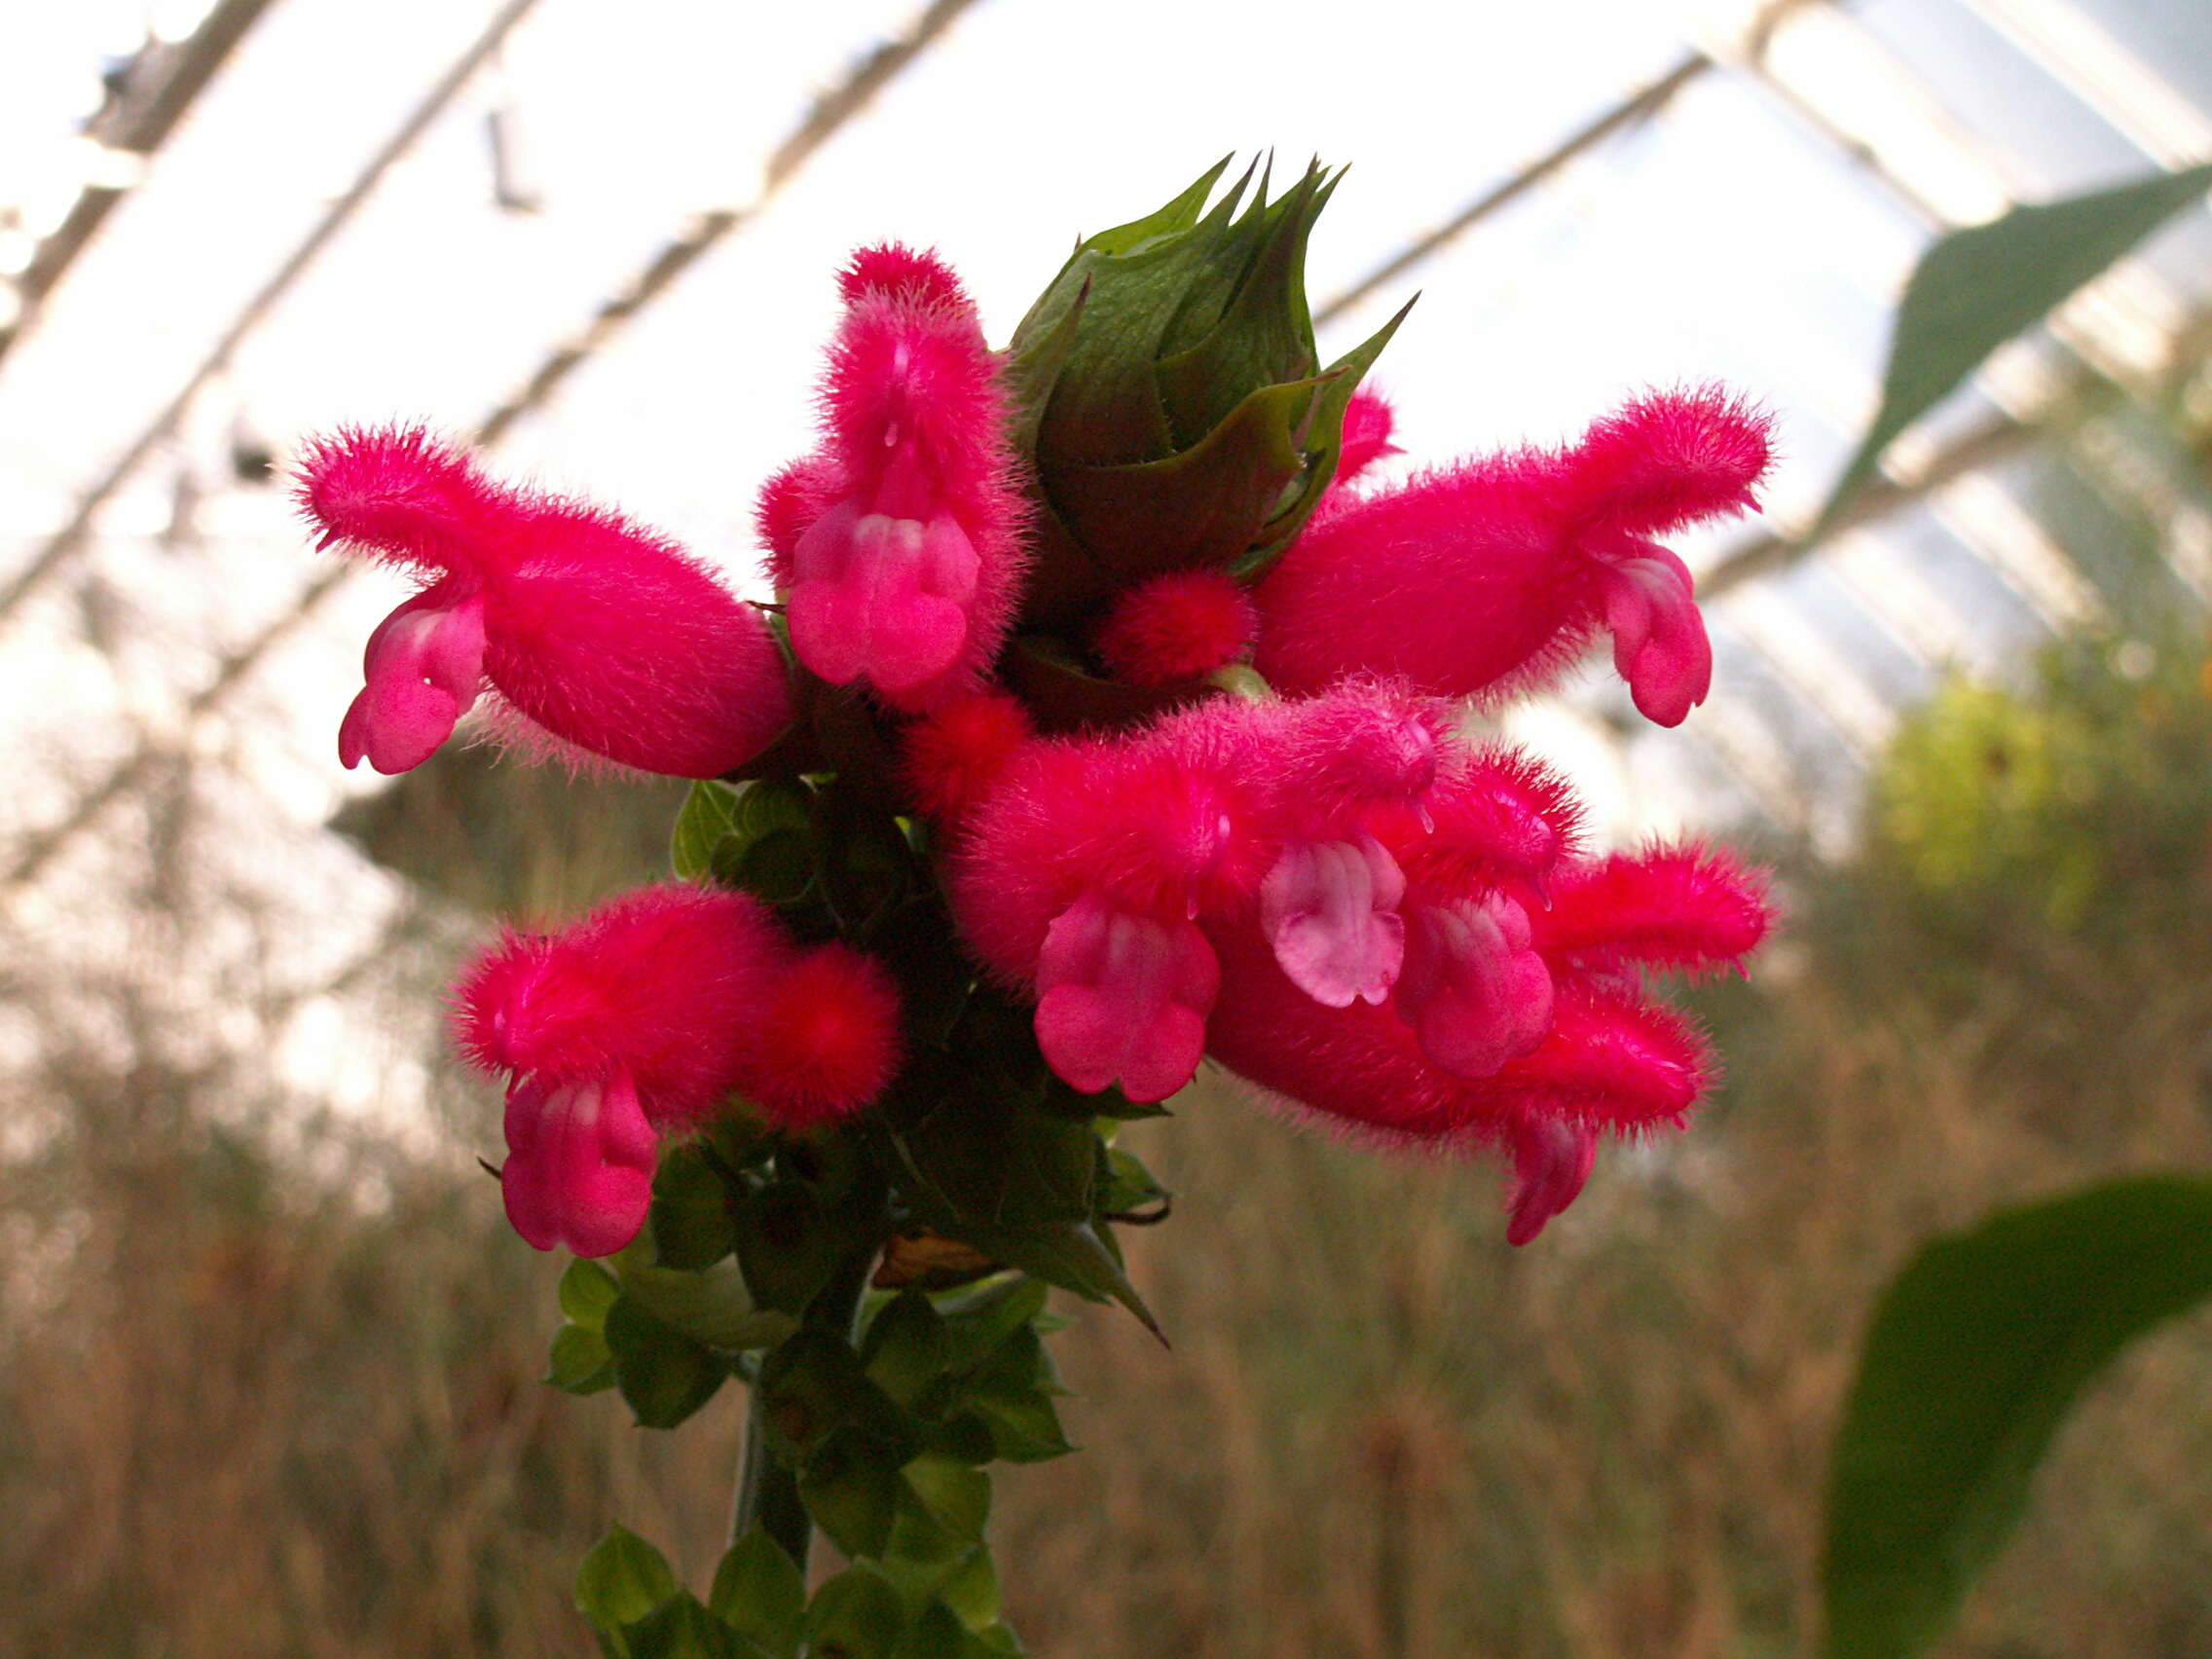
[1504,1114,1597,1245]
[901,690,1034,822]
[776,246,1027,711]
[1250,387,1771,723]
[1536,843,1772,978]
[749,944,904,1131]
[1093,571,1259,686]
[298,425,793,778]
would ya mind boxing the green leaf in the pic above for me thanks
[798,1428,907,1560]
[604,1296,729,1429]
[1820,164,2212,534]
[862,1292,952,1410]
[757,1329,909,1458]
[576,1524,681,1634]
[617,1232,797,1351]
[732,1179,845,1317]
[1225,296,1414,585]
[671,778,816,895]
[1823,1174,2212,1659]
[902,1455,990,1542]
[561,1257,623,1327]
[649,1143,739,1272]
[887,1603,974,1659]
[1046,376,1318,579]
[935,1549,1001,1634]
[546,1320,617,1394]
[671,779,742,883]
[711,1529,808,1659]
[626,1594,751,1659]
[807,1567,910,1659]
[950,1220,1163,1344]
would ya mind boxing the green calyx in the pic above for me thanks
[1005,156,1412,624]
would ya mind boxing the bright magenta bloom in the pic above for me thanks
[297,425,793,778]
[1252,387,1773,725]
[768,245,1026,711]
[452,885,903,1255]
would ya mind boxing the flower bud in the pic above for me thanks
[1004,159,1410,622]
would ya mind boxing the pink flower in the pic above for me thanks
[1251,386,1772,725]
[298,425,793,778]
[452,885,903,1255]
[769,245,1027,711]
[1035,892,1220,1102]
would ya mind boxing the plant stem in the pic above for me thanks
[728,1234,880,1566]
[731,1383,813,1567]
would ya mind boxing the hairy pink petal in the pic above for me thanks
[1034,892,1218,1102]
[1504,1115,1598,1246]
[500,1070,658,1258]
[1540,843,1772,977]
[1261,834,1406,1009]
[1396,895,1554,1079]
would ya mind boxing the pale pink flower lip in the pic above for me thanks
[1506,1116,1598,1246]
[1260,833,1407,1009]
[1395,894,1554,1080]
[1034,892,1219,1104]
[499,1070,657,1259]
[338,585,485,774]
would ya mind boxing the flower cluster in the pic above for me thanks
[298,168,1774,1261]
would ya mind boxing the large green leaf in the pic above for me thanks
[576,1524,681,1636]
[1823,1173,2212,1659]
[1820,164,2212,534]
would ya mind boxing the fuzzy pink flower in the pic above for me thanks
[1252,386,1772,725]
[771,245,1027,711]
[1534,843,1772,978]
[298,425,792,778]
[452,884,903,1254]
[1394,893,1554,1080]
[1092,570,1259,686]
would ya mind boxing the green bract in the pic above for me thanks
[1005,158,1411,624]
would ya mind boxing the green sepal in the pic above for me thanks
[615,1226,797,1352]
[710,1528,807,1659]
[799,1427,910,1559]
[999,635,1209,735]
[806,1567,910,1659]
[625,1594,755,1659]
[1225,294,1415,585]
[1153,163,1337,446]
[576,1523,682,1640]
[603,1295,729,1429]
[1045,375,1317,581]
[648,1142,738,1272]
[935,1546,1002,1633]
[561,1256,622,1325]
[546,1320,617,1394]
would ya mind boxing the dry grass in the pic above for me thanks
[6,756,2211,1656]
